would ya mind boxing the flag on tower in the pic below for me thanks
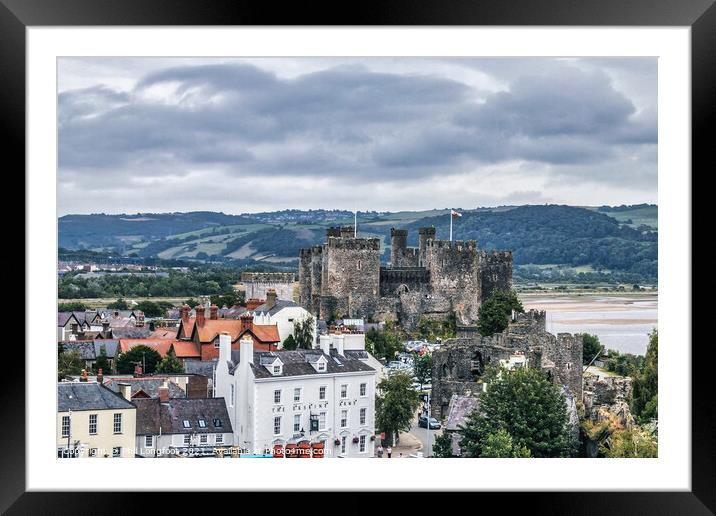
[451,209,462,218]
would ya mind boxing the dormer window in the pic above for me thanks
[317,361,326,372]
[273,365,282,375]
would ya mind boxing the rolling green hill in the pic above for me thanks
[58,204,657,282]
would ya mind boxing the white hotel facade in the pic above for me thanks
[215,332,378,458]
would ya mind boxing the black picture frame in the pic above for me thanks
[3,0,709,513]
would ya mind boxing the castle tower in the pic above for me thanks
[390,228,408,267]
[339,226,355,238]
[480,250,514,303]
[426,239,481,325]
[322,237,380,319]
[418,227,436,267]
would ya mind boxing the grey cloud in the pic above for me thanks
[58,58,657,213]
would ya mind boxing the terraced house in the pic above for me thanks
[57,382,136,458]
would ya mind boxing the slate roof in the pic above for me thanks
[57,382,136,412]
[94,339,119,359]
[104,378,186,399]
[444,394,481,431]
[58,312,80,327]
[60,341,96,360]
[251,299,298,316]
[111,326,152,339]
[228,349,375,378]
[73,311,101,325]
[185,359,216,377]
[133,397,232,435]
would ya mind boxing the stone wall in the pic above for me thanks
[480,250,513,303]
[298,248,312,308]
[431,312,583,418]
[240,272,296,301]
[379,267,430,296]
[322,237,381,318]
[426,240,481,326]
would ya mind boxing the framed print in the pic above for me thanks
[3,0,711,513]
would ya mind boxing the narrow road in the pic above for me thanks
[408,413,442,457]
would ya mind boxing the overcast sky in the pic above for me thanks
[58,57,657,216]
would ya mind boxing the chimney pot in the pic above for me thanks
[97,368,104,384]
[210,304,219,320]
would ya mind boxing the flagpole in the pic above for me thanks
[354,210,357,237]
[449,211,453,242]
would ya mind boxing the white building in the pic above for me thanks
[249,290,316,345]
[215,333,378,458]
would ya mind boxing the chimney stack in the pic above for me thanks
[80,369,88,382]
[266,289,277,310]
[335,334,345,356]
[210,304,219,320]
[158,381,170,402]
[102,320,110,333]
[246,298,263,311]
[319,335,331,355]
[219,331,231,364]
[240,313,254,333]
[118,382,132,400]
[96,368,104,385]
[239,336,254,369]
[180,304,190,323]
[134,364,143,376]
[195,305,205,327]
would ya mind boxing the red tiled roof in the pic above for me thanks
[241,325,280,344]
[118,339,199,358]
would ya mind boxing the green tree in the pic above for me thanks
[481,428,532,458]
[477,290,524,337]
[156,348,184,374]
[115,345,162,374]
[432,432,455,458]
[58,348,84,381]
[293,316,314,350]
[582,334,602,365]
[375,372,420,447]
[632,329,658,424]
[136,300,164,317]
[282,334,298,350]
[58,301,89,312]
[600,426,658,458]
[107,298,129,310]
[413,353,433,389]
[92,345,112,375]
[459,367,576,458]
[365,324,403,360]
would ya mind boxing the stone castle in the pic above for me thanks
[431,310,584,421]
[298,225,513,329]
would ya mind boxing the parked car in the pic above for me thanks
[418,415,441,430]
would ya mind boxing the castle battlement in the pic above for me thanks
[298,220,513,329]
[326,237,380,251]
[427,240,478,251]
